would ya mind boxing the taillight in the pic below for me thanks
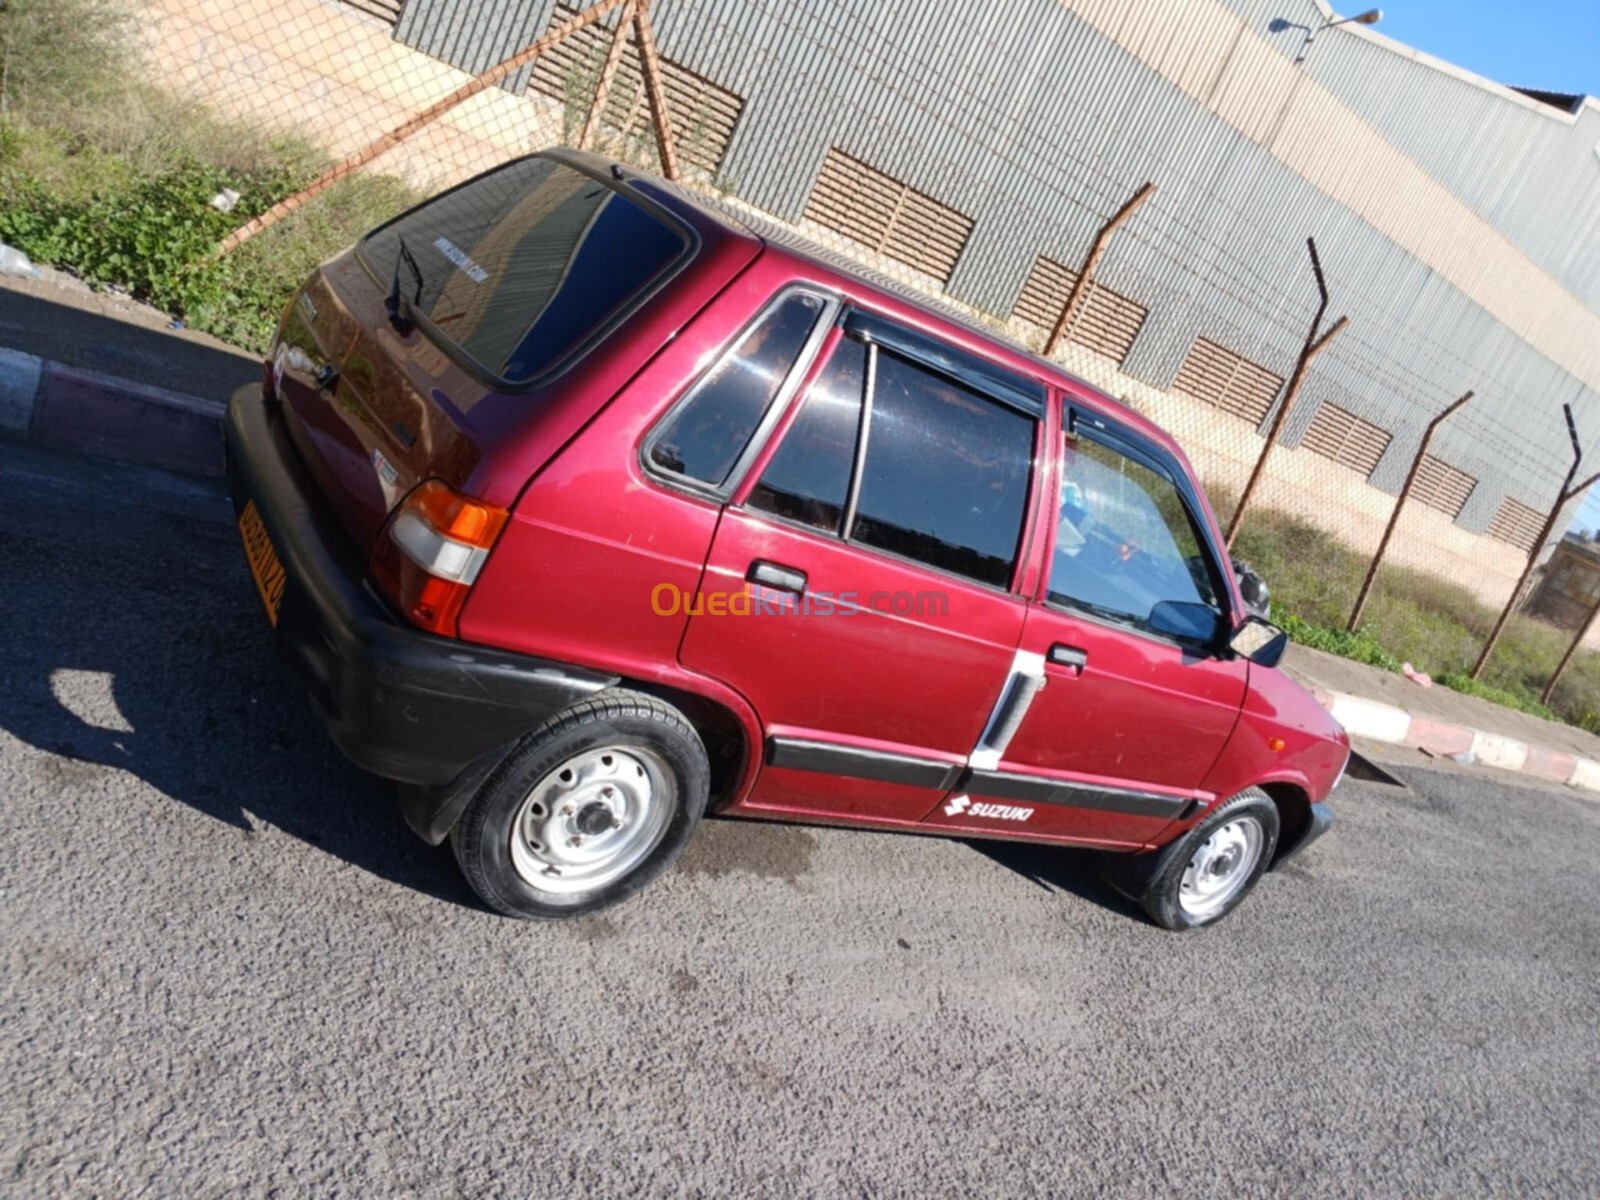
[371,480,509,636]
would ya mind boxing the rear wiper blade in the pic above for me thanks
[385,236,425,334]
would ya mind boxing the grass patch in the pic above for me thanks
[1435,673,1556,722]
[1275,612,1400,673]
[0,0,417,352]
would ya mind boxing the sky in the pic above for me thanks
[1363,3,1600,531]
[1371,0,1600,100]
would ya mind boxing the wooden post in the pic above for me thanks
[216,0,627,257]
[1225,237,1345,549]
[1043,182,1155,358]
[1472,404,1588,679]
[633,0,681,179]
[578,0,640,150]
[1345,390,1473,631]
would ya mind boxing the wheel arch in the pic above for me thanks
[1257,779,1312,865]
[622,680,753,813]
[400,673,758,845]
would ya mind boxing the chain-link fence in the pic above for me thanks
[124,0,1600,710]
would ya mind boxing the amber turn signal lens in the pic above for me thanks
[371,479,509,637]
[404,479,508,548]
[1269,737,1286,752]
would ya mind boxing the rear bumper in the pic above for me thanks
[223,383,616,839]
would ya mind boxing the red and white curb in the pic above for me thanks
[1304,685,1600,795]
[0,346,223,476]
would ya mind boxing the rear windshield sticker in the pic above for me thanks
[432,236,489,284]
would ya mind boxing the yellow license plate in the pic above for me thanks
[238,500,287,627]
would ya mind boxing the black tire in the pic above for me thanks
[1138,788,1279,931]
[451,689,709,920]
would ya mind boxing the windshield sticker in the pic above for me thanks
[433,236,489,283]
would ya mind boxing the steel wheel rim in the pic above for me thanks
[1178,816,1264,919]
[508,745,674,895]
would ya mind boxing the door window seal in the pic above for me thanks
[640,284,841,502]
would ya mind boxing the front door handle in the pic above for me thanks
[747,560,807,596]
[1049,643,1088,673]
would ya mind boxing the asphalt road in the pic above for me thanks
[3,440,1598,1198]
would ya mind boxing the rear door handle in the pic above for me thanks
[747,560,807,596]
[1048,643,1088,672]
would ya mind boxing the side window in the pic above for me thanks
[1049,433,1225,640]
[852,351,1034,588]
[748,338,867,533]
[646,292,826,487]
[746,329,1037,591]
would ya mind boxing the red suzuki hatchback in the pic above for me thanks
[225,149,1348,930]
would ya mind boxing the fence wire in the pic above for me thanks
[136,0,1600,689]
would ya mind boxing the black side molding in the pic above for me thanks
[962,768,1191,820]
[765,735,1194,821]
[766,737,962,791]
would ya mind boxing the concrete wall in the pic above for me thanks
[143,0,561,191]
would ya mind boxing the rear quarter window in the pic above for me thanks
[358,157,691,385]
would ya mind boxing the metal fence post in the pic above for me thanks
[1470,403,1588,679]
[216,0,627,256]
[1043,182,1155,359]
[1224,238,1347,549]
[1345,390,1473,631]
[578,0,640,151]
[633,0,682,179]
[1542,592,1600,706]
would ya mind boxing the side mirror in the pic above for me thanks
[1229,616,1289,668]
[1148,600,1223,644]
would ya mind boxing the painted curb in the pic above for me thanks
[1521,745,1578,784]
[1470,731,1529,774]
[1569,758,1600,793]
[0,346,44,433]
[1327,693,1411,744]
[1,353,225,477]
[33,363,225,476]
[1317,685,1600,796]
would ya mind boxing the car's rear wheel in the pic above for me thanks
[451,690,709,919]
[1138,788,1279,931]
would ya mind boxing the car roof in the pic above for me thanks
[593,153,1183,458]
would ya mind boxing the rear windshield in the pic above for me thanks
[358,157,690,385]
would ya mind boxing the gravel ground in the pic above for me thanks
[3,439,1598,1198]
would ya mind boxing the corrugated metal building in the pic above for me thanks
[382,0,1599,563]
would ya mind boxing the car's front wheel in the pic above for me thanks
[451,690,709,919]
[1138,788,1279,931]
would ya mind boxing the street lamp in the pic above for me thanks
[1295,8,1383,64]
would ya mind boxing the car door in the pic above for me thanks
[678,308,1045,825]
[922,404,1248,849]
[465,285,836,682]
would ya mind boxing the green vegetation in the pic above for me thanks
[1215,486,1600,734]
[0,0,417,352]
[1275,612,1401,673]
[1434,673,1557,722]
